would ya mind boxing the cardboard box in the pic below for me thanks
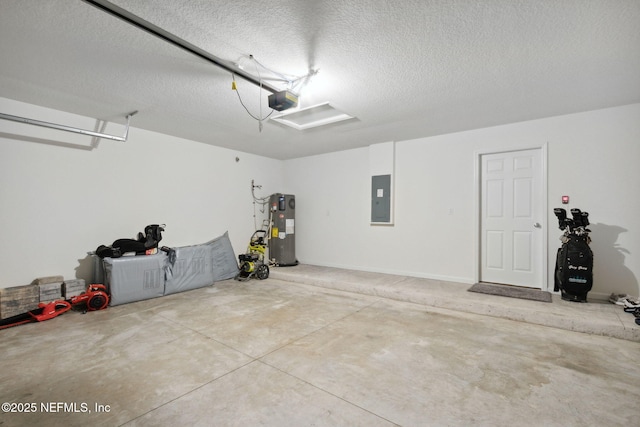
[0,284,40,319]
[63,279,86,299]
[32,275,64,286]
[39,282,63,303]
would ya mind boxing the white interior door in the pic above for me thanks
[480,148,543,288]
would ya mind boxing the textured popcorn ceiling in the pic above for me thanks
[0,0,639,159]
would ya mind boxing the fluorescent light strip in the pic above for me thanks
[270,102,354,130]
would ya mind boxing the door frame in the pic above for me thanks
[473,143,549,290]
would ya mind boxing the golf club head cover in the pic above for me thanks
[581,211,589,227]
[553,208,567,229]
[570,208,583,227]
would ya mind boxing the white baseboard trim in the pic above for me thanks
[587,291,611,302]
[298,260,476,285]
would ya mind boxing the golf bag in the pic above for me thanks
[96,224,165,258]
[553,208,593,302]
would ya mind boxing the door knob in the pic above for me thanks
[534,222,541,228]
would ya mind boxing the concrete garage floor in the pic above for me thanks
[1,265,639,426]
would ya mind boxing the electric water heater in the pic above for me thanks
[269,193,296,266]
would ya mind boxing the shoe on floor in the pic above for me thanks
[609,293,640,308]
[609,293,630,305]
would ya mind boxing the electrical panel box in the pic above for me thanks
[269,193,296,266]
[371,174,391,223]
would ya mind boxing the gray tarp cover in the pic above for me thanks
[104,231,238,305]
[164,231,238,295]
[103,253,167,306]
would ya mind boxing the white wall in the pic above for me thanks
[284,104,640,300]
[0,97,283,288]
[3,98,639,301]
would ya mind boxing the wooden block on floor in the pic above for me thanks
[32,275,65,286]
[0,284,40,319]
[39,282,63,303]
[63,279,86,298]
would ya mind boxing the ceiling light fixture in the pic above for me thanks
[270,103,355,130]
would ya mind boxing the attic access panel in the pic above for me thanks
[270,103,354,130]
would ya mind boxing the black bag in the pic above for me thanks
[553,208,593,302]
[96,224,165,258]
[554,234,593,302]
